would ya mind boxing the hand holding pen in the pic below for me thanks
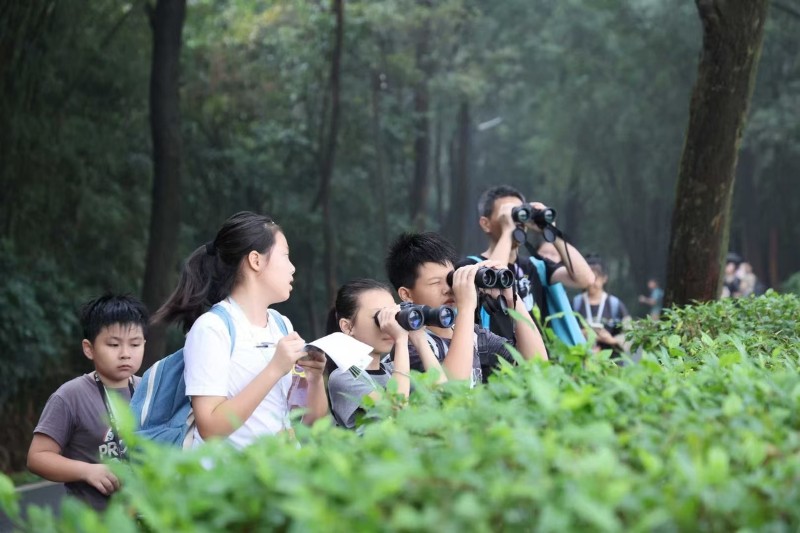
[262,332,307,376]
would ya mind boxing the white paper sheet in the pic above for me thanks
[306,332,374,370]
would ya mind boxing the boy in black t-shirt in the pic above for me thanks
[27,294,148,511]
[469,185,595,344]
[385,232,547,386]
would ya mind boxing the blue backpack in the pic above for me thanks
[130,305,288,448]
[530,257,587,347]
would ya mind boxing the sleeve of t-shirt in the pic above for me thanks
[328,369,376,428]
[476,327,515,365]
[184,312,233,397]
[34,393,74,449]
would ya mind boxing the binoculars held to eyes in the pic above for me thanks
[446,266,515,290]
[511,205,557,228]
[373,302,456,331]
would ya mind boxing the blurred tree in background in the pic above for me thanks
[1,0,798,471]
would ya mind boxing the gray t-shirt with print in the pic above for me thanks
[328,362,393,429]
[34,373,139,511]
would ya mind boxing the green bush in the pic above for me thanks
[3,294,800,531]
[782,272,800,296]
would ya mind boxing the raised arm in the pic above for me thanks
[192,332,307,439]
[528,201,595,289]
[408,329,447,384]
[445,264,482,381]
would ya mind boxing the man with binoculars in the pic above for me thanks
[469,185,595,352]
[386,232,547,387]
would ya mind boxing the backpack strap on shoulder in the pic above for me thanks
[209,304,236,356]
[609,295,620,320]
[529,256,547,286]
[267,308,289,336]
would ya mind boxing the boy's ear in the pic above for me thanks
[397,287,413,303]
[81,339,94,361]
[339,318,353,335]
[478,215,492,235]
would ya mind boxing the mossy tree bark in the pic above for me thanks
[664,0,770,308]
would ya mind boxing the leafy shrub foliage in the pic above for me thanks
[3,294,800,531]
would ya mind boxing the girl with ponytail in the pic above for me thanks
[153,211,327,447]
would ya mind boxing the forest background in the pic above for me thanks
[1,0,798,472]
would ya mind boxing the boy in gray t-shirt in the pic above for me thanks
[28,294,148,511]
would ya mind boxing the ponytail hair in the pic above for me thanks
[153,211,280,332]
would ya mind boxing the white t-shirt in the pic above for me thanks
[184,298,294,448]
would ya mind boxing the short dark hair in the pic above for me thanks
[585,254,607,276]
[477,185,526,219]
[385,232,458,291]
[80,293,149,343]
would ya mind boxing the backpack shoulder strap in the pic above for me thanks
[609,295,620,320]
[267,309,289,336]
[529,256,547,285]
[209,304,236,356]
[572,294,583,311]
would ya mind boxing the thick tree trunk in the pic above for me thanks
[314,0,343,307]
[664,0,769,308]
[141,0,186,370]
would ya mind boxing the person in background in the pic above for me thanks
[638,278,664,319]
[572,256,631,358]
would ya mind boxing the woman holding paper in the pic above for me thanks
[152,211,328,448]
[326,279,445,429]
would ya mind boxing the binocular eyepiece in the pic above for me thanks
[373,302,456,331]
[511,205,557,228]
[446,266,515,290]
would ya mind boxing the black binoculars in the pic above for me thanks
[446,266,515,290]
[511,205,557,228]
[373,302,456,331]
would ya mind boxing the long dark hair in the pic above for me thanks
[153,211,280,332]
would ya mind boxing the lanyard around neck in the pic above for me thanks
[94,372,134,459]
[583,292,607,325]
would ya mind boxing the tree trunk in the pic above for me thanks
[433,109,445,229]
[141,0,186,370]
[313,0,344,307]
[410,0,432,230]
[664,0,769,308]
[445,101,470,252]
